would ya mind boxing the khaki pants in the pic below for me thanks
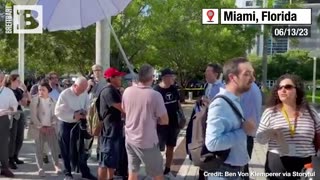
[35,130,60,169]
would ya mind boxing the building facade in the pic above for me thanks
[289,3,320,57]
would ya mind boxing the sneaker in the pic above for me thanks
[38,169,45,177]
[8,159,17,170]
[0,168,14,178]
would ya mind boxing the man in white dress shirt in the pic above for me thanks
[55,77,96,180]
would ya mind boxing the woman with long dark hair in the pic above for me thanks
[256,74,320,180]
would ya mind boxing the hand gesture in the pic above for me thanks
[74,112,83,120]
[88,79,95,87]
[242,120,256,136]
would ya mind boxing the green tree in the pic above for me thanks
[0,0,259,84]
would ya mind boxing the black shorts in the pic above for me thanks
[157,125,180,151]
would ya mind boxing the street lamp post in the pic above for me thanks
[96,17,110,70]
[312,57,317,103]
[11,0,37,82]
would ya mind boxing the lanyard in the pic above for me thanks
[281,106,298,138]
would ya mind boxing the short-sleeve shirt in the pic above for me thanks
[153,85,180,128]
[99,84,122,138]
[122,85,167,149]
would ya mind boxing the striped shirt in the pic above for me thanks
[256,107,320,157]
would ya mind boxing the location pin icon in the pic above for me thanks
[207,10,214,22]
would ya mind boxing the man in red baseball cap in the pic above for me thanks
[98,67,126,180]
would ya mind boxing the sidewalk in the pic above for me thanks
[1,104,269,180]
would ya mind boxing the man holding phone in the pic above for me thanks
[55,77,97,180]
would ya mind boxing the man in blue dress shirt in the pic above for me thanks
[205,57,256,180]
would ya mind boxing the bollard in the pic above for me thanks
[188,91,193,101]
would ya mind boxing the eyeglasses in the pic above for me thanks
[278,84,296,90]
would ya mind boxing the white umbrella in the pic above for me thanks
[37,0,131,32]
[36,0,136,76]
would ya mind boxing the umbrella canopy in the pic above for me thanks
[36,0,131,31]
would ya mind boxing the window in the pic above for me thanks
[246,1,253,6]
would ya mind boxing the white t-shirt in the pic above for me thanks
[0,87,18,116]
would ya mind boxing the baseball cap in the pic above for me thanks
[160,68,175,77]
[104,67,126,78]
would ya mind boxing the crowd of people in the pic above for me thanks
[0,57,319,180]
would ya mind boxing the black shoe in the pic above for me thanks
[8,160,17,170]
[43,155,49,164]
[82,174,97,180]
[14,156,24,164]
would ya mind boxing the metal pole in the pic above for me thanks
[106,19,135,75]
[95,18,110,70]
[18,9,24,82]
[287,0,292,51]
[312,57,317,103]
[261,0,268,88]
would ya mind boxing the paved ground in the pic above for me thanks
[1,103,320,180]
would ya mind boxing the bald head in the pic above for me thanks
[73,76,88,95]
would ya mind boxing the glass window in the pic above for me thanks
[246,1,253,6]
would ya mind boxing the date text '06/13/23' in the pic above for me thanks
[272,26,311,38]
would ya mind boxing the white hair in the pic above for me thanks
[74,76,87,85]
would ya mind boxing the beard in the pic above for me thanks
[238,83,252,94]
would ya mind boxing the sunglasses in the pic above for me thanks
[278,84,295,90]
